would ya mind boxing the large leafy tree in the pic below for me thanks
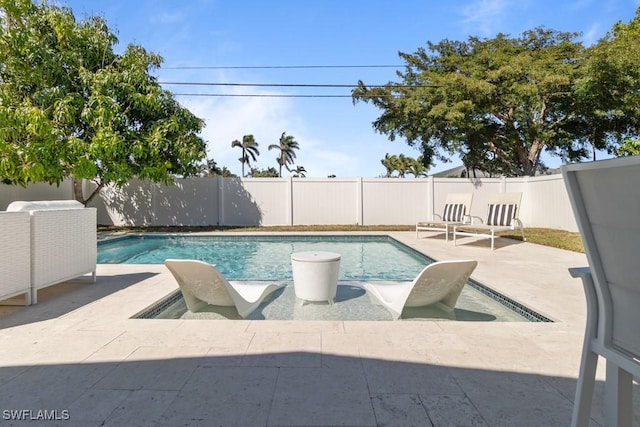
[268,132,299,177]
[0,0,206,204]
[354,28,593,176]
[573,8,640,159]
[231,134,259,177]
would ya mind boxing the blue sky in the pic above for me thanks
[59,0,639,177]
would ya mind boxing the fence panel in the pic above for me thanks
[523,175,577,231]
[0,181,72,211]
[0,175,581,231]
[99,178,219,226]
[292,179,358,225]
[225,178,288,226]
[362,178,429,225]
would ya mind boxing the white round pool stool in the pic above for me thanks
[291,251,341,304]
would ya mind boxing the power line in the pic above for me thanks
[163,64,403,70]
[160,81,440,89]
[161,82,368,88]
[172,93,357,98]
[171,93,405,98]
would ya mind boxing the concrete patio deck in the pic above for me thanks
[0,231,638,426]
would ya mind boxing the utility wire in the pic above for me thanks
[160,82,439,88]
[172,93,356,98]
[163,64,403,70]
[161,82,368,88]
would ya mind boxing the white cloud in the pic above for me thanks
[461,0,511,36]
[150,11,186,24]
[582,22,601,45]
[179,90,356,177]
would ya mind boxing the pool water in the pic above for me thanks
[100,234,549,322]
[98,235,430,281]
[138,282,532,322]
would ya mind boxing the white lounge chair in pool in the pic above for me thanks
[453,192,525,250]
[362,259,478,320]
[562,156,640,427]
[416,193,473,241]
[164,259,284,318]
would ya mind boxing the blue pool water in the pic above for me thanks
[101,234,550,322]
[98,235,430,281]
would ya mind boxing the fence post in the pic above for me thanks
[218,176,224,226]
[357,177,363,225]
[428,176,434,220]
[287,176,293,225]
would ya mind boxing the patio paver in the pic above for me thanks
[0,231,638,426]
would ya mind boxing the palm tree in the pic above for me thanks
[394,154,411,178]
[231,135,260,177]
[407,156,429,177]
[291,165,307,177]
[268,132,300,177]
[381,153,395,177]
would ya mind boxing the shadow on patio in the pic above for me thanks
[0,272,158,329]
[0,352,638,426]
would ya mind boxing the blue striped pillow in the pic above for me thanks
[442,203,465,222]
[487,204,516,226]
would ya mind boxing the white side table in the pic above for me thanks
[291,251,341,304]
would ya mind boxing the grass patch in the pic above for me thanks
[97,224,584,253]
[498,227,583,253]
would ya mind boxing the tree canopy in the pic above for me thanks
[353,17,640,176]
[0,0,206,204]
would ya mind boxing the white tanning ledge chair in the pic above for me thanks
[563,156,640,427]
[164,259,284,318]
[362,259,478,320]
[453,192,525,250]
[416,193,473,241]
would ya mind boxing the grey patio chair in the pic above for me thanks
[453,192,525,250]
[416,193,473,241]
[562,156,640,427]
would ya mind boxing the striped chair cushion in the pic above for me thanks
[487,204,517,226]
[442,203,466,222]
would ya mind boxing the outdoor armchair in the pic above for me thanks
[563,156,640,427]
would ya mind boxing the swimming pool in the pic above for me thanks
[98,235,430,281]
[99,234,550,322]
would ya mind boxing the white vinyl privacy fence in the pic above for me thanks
[0,175,579,231]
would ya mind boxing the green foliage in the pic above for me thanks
[199,159,236,177]
[291,165,307,177]
[249,166,279,177]
[574,8,640,156]
[380,153,428,177]
[268,132,300,177]
[354,21,640,176]
[231,135,260,177]
[0,0,206,204]
[615,139,640,156]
